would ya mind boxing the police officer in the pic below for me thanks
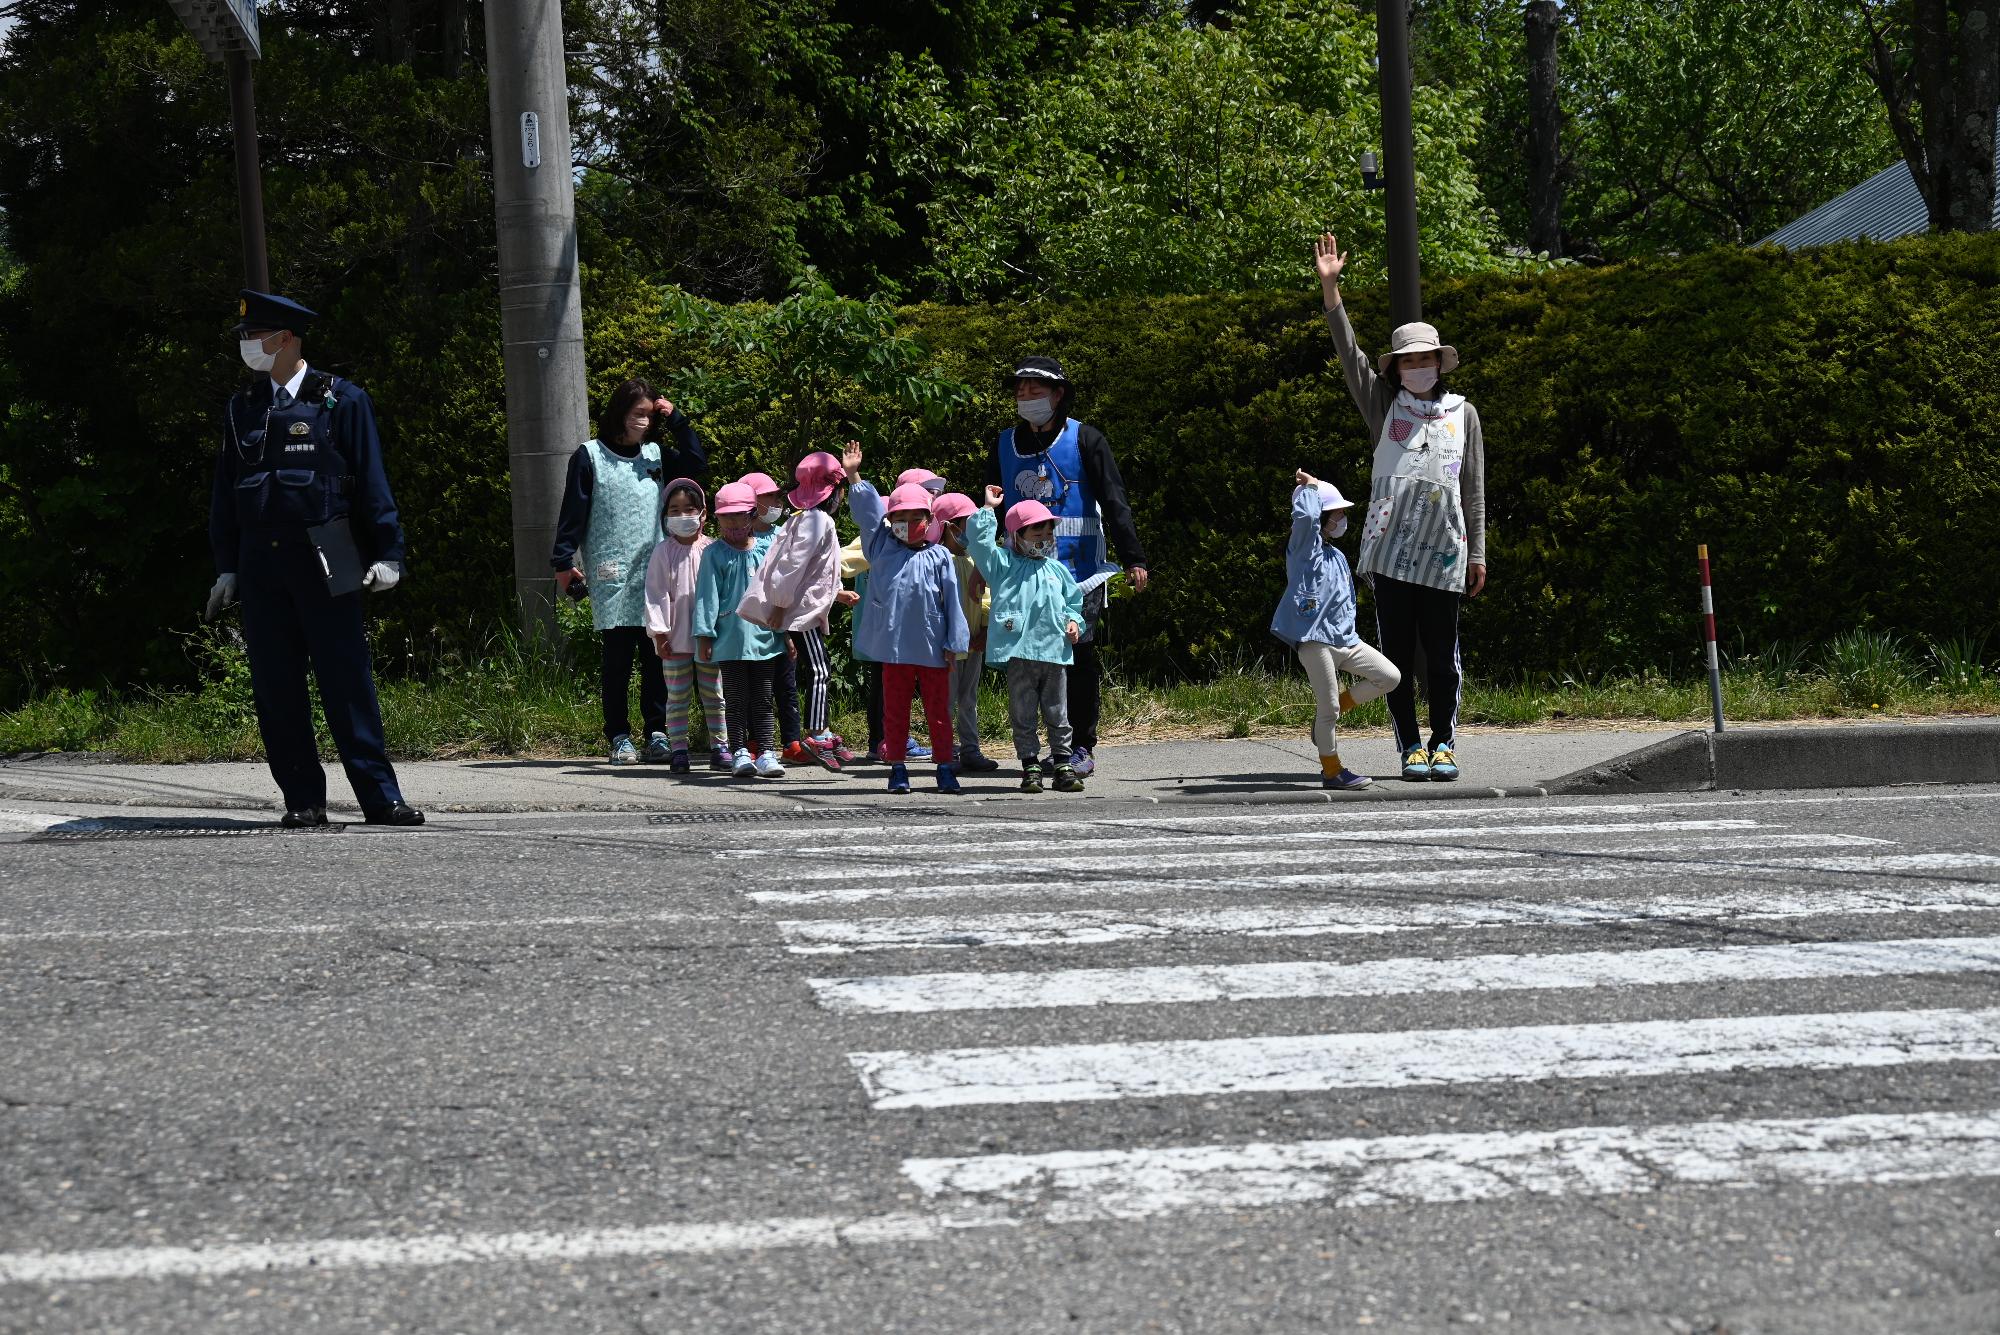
[204,290,424,828]
[989,356,1149,778]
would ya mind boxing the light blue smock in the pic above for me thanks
[849,480,969,667]
[965,509,1084,667]
[1270,485,1359,648]
[580,438,663,631]
[692,531,783,662]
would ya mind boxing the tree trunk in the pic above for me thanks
[1864,0,1996,233]
[1525,0,1563,257]
[1949,0,1998,231]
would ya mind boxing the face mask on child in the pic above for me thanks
[666,514,703,538]
[1322,513,1349,541]
[1022,537,1056,560]
[890,520,922,544]
[758,504,785,525]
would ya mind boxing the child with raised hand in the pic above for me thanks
[849,447,971,795]
[1272,468,1401,790]
[643,479,729,773]
[693,481,786,780]
[737,447,854,771]
[970,485,1086,794]
[931,492,1000,772]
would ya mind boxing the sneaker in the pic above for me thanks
[731,748,756,779]
[957,750,1000,773]
[802,736,843,772]
[1400,747,1432,781]
[641,732,673,764]
[709,744,734,772]
[669,748,691,774]
[609,734,639,765]
[1019,761,1044,794]
[863,745,886,765]
[935,762,963,795]
[753,749,786,779]
[1324,767,1373,791]
[906,740,933,761]
[1069,746,1095,778]
[1052,763,1085,793]
[888,763,912,795]
[826,734,856,764]
[1428,746,1459,781]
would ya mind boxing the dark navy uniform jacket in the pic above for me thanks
[208,369,405,574]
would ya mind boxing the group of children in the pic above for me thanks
[637,444,1089,795]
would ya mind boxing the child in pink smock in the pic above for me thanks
[643,478,729,773]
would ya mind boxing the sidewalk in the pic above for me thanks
[0,729,1672,814]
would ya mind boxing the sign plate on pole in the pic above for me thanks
[165,0,261,61]
[520,112,542,170]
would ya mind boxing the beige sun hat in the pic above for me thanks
[1377,321,1460,375]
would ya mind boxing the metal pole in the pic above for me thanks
[1699,544,1725,733]
[224,49,269,291]
[1376,0,1422,327]
[484,0,587,647]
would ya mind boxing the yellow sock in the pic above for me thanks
[1338,689,1356,714]
[1320,754,1343,778]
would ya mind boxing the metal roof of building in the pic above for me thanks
[1760,126,2000,247]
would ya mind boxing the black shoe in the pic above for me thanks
[957,750,1000,773]
[280,806,329,828]
[364,801,425,827]
[1019,761,1044,794]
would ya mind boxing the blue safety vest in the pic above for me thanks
[997,418,1119,591]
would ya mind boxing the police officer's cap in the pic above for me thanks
[234,290,318,336]
[1001,355,1068,391]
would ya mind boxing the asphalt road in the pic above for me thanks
[2,787,1998,1333]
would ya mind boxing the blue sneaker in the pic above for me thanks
[888,763,912,794]
[641,732,673,764]
[609,734,639,765]
[906,740,933,761]
[1428,746,1459,781]
[1324,767,1373,791]
[1400,747,1431,781]
[1069,746,1095,777]
[935,763,962,795]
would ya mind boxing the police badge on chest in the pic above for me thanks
[283,420,315,453]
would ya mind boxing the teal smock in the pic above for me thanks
[580,438,663,631]
[965,509,1085,667]
[692,532,783,661]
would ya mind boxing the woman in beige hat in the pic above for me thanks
[1312,232,1486,782]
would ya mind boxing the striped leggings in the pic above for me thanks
[790,628,832,734]
[719,657,780,755]
[661,654,726,751]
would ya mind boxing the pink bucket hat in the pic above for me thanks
[885,481,937,516]
[1004,498,1055,534]
[789,452,846,509]
[896,467,946,495]
[737,471,783,497]
[712,481,757,515]
[927,492,977,544]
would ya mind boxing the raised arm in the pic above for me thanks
[1315,232,1389,440]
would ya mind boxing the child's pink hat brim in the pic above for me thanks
[1004,499,1056,533]
[713,481,758,515]
[737,471,782,497]
[789,452,846,509]
[886,482,937,515]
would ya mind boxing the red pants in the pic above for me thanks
[881,663,955,764]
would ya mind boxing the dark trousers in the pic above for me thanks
[1066,640,1102,752]
[600,626,668,744]
[1371,576,1463,752]
[719,657,780,754]
[790,629,831,734]
[773,636,802,745]
[865,661,884,753]
[237,537,403,814]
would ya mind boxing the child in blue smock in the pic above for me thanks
[969,487,1086,793]
[694,481,786,779]
[1272,469,1401,790]
[849,447,970,795]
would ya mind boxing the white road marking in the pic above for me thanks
[0,808,78,833]
[750,839,1935,906]
[809,935,2000,1015]
[901,1109,2000,1220]
[850,1006,2000,1110]
[779,883,2000,953]
[0,910,725,946]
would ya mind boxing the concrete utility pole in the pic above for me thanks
[1375,0,1423,326]
[483,0,588,645]
[165,0,266,289]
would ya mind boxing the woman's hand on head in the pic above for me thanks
[654,396,675,420]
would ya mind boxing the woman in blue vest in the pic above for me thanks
[988,357,1149,778]
[551,379,709,764]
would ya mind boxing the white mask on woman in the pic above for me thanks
[1016,396,1056,428]
[1401,366,1439,395]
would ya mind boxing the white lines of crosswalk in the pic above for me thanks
[774,804,2000,1227]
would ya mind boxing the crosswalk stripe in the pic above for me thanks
[750,840,1935,905]
[850,1006,2000,1110]
[808,934,2000,1015]
[899,1109,2000,1220]
[779,883,2000,953]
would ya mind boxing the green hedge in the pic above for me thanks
[7,234,1998,698]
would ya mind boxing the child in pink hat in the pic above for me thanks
[643,478,729,773]
[693,481,786,779]
[969,487,1086,792]
[736,447,855,770]
[849,447,971,794]
[929,491,999,772]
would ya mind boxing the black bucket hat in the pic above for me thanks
[1001,355,1069,391]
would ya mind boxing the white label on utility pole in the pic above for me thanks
[520,112,541,170]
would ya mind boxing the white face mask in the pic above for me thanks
[666,514,703,538]
[1401,366,1439,394]
[1016,396,1056,428]
[239,336,278,373]
[758,504,785,526]
[1322,513,1349,541]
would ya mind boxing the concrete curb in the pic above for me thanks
[1543,721,2000,795]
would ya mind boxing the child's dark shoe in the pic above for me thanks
[1052,763,1085,793]
[709,744,735,772]
[887,763,912,794]
[1019,761,1044,794]
[669,748,691,774]
[957,750,1000,773]
[1323,767,1373,791]
[935,763,963,795]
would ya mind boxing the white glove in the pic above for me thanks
[204,573,238,621]
[362,561,401,592]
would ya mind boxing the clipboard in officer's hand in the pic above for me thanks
[306,520,366,597]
